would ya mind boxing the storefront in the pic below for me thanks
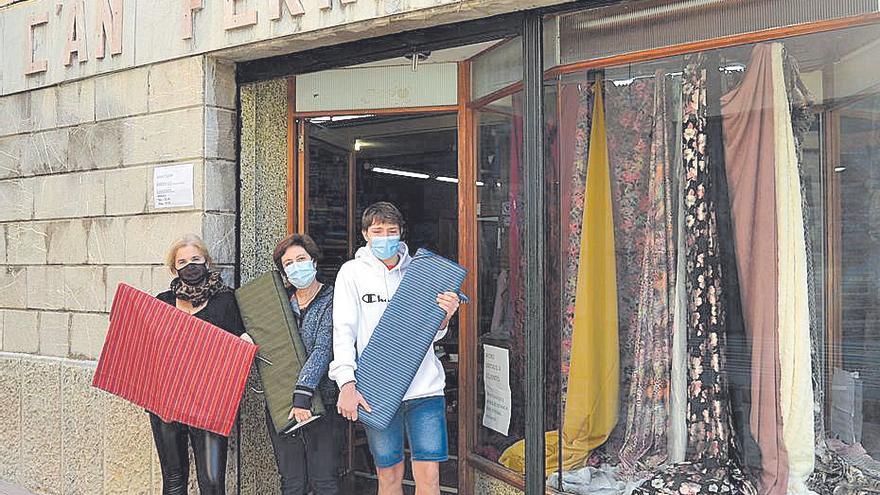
[238,0,880,493]
[2,0,880,493]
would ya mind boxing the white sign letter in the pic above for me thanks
[182,0,203,40]
[63,0,88,66]
[224,0,257,30]
[95,0,123,59]
[268,0,305,20]
[25,12,49,75]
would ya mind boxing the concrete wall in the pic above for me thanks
[0,54,238,494]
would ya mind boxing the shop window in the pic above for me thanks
[533,19,880,494]
[467,3,880,491]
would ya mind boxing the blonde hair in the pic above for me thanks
[165,234,213,275]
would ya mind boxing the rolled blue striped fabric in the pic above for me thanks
[355,249,467,431]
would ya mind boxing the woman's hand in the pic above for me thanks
[437,292,461,329]
[289,407,312,423]
[337,382,371,422]
[240,333,254,344]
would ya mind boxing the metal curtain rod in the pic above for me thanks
[576,0,751,30]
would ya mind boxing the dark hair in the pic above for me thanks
[361,202,405,234]
[272,234,322,273]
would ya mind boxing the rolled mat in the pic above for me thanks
[355,248,467,431]
[92,283,258,437]
[235,271,326,433]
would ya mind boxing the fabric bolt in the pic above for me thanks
[546,465,645,495]
[770,43,816,494]
[668,74,689,466]
[561,81,595,410]
[617,72,676,475]
[501,85,619,474]
[234,271,326,434]
[605,79,656,455]
[720,43,790,495]
[93,283,258,437]
[355,249,466,431]
[634,53,757,495]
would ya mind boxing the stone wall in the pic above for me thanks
[0,54,238,494]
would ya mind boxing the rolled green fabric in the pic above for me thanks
[235,271,326,433]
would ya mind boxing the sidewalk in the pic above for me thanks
[0,482,36,495]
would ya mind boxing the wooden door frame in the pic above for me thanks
[286,65,482,491]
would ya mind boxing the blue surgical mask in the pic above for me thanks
[369,235,401,261]
[284,261,317,289]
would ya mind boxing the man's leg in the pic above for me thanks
[376,462,405,495]
[364,408,406,495]
[411,461,440,495]
[404,397,448,495]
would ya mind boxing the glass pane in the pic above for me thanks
[305,130,351,282]
[545,16,880,494]
[471,38,523,100]
[474,93,527,469]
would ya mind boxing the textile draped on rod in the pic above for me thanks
[616,72,676,475]
[501,84,619,475]
[561,82,596,412]
[633,53,757,495]
[720,43,790,494]
[93,284,258,437]
[604,79,655,455]
[771,42,817,495]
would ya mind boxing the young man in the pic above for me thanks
[329,202,460,495]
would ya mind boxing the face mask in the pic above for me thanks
[285,261,317,289]
[178,262,209,286]
[369,235,400,261]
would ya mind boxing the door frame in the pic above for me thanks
[286,66,480,491]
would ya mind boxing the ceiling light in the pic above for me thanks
[834,166,847,173]
[476,181,485,187]
[436,176,459,183]
[354,140,363,151]
[371,167,430,179]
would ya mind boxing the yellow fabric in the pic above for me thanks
[500,85,619,475]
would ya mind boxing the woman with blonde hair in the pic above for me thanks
[152,233,245,495]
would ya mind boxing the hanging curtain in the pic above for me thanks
[617,72,676,475]
[771,42,816,495]
[501,83,619,475]
[633,53,757,495]
[720,43,790,495]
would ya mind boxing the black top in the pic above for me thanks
[156,290,246,337]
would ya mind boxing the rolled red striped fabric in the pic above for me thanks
[93,283,257,437]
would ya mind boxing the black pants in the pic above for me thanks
[265,406,344,495]
[150,413,228,495]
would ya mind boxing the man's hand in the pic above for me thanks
[437,292,461,329]
[289,407,312,423]
[337,381,372,422]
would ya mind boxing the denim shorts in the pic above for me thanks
[363,396,448,468]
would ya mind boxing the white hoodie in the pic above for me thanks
[329,243,448,401]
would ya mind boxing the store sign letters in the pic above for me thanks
[25,0,123,75]
[22,0,360,77]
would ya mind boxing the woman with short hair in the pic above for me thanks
[266,233,343,495]
[152,233,245,495]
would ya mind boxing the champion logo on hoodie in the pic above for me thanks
[361,293,389,304]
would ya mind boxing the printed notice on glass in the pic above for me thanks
[154,164,194,209]
[482,344,511,435]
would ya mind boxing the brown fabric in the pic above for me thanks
[720,43,790,495]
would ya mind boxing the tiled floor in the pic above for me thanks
[0,482,35,495]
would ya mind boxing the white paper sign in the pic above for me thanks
[482,344,512,436]
[154,164,194,209]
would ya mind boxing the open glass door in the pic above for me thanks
[296,111,461,493]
